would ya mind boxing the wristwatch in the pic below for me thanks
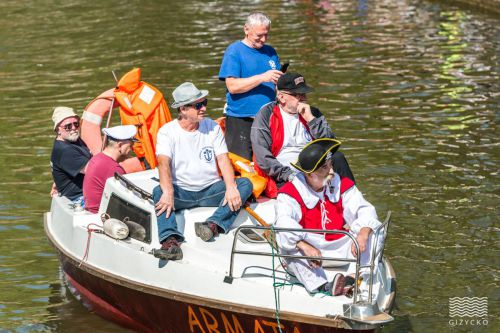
[287,173,296,182]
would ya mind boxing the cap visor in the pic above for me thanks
[294,86,314,94]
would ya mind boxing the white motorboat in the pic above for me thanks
[44,169,396,333]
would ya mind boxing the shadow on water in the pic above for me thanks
[0,0,498,332]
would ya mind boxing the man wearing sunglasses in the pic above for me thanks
[83,125,138,214]
[50,106,92,201]
[218,12,283,161]
[251,73,355,198]
[152,82,253,260]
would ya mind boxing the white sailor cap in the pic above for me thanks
[102,125,139,142]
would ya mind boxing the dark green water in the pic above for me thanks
[0,0,498,332]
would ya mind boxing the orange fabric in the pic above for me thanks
[215,116,226,133]
[215,117,267,198]
[114,68,172,169]
[228,153,267,198]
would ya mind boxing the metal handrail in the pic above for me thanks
[225,211,392,306]
[367,211,392,302]
[225,226,363,303]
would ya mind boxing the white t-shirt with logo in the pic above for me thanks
[156,118,228,191]
[276,108,313,168]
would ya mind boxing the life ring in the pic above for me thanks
[81,88,144,173]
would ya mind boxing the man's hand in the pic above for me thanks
[260,70,283,84]
[222,184,242,212]
[50,183,58,197]
[296,240,323,268]
[155,191,175,218]
[297,102,314,122]
[351,227,372,257]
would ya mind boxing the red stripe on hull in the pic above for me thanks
[60,253,369,333]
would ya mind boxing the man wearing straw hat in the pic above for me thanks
[275,138,384,296]
[153,82,253,261]
[50,106,92,201]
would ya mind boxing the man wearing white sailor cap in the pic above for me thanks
[83,125,138,213]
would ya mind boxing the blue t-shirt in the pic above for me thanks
[219,41,280,118]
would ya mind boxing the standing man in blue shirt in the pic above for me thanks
[218,12,283,161]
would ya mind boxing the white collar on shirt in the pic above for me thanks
[291,173,341,209]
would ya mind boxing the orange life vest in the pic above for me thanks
[114,68,172,169]
[215,117,267,198]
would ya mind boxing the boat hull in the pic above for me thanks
[56,246,372,333]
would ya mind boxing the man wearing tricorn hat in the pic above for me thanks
[251,72,355,198]
[153,82,253,260]
[50,106,92,201]
[274,138,384,296]
[83,125,139,214]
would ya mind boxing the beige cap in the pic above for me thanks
[52,106,79,130]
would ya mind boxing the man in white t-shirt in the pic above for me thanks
[153,82,253,260]
[251,72,355,198]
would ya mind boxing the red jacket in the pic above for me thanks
[279,177,355,241]
[253,104,312,198]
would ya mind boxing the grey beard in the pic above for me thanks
[65,132,80,142]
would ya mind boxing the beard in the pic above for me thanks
[310,173,330,188]
[64,131,80,142]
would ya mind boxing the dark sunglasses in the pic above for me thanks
[188,99,208,110]
[60,121,80,131]
[281,91,306,98]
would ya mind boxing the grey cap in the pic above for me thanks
[171,82,209,108]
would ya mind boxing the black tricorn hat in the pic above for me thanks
[291,138,341,173]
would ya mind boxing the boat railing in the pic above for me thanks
[224,211,391,306]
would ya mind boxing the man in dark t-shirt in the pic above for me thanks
[50,107,91,201]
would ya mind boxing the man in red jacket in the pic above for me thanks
[251,73,355,198]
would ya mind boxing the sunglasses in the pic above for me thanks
[60,121,80,131]
[281,91,306,98]
[188,99,208,110]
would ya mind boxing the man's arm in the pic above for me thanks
[296,240,323,268]
[225,70,282,94]
[155,155,175,218]
[341,184,381,256]
[305,106,335,139]
[251,109,294,182]
[275,193,307,251]
[216,153,242,211]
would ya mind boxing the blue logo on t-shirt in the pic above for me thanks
[269,60,276,70]
[199,147,214,163]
